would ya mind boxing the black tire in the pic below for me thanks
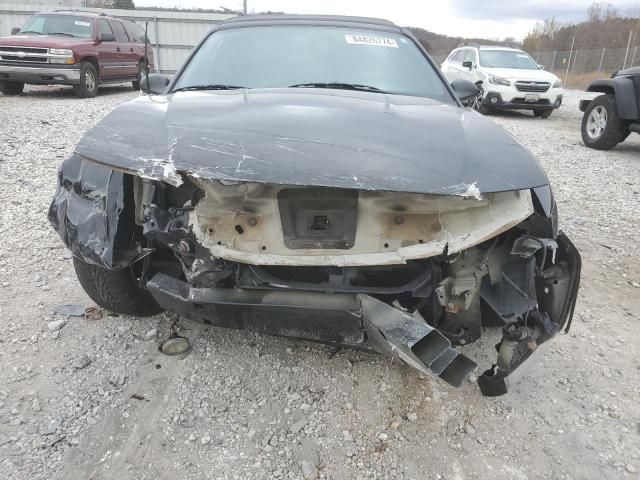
[73,257,163,316]
[534,109,553,118]
[469,86,491,115]
[620,130,631,142]
[132,60,147,90]
[0,81,25,95]
[581,94,626,150]
[73,61,99,98]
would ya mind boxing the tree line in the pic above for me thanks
[523,2,640,52]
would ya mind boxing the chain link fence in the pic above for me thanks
[529,45,637,89]
[428,37,639,90]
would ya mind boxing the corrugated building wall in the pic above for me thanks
[0,3,235,72]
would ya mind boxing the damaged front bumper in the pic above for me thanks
[144,229,580,395]
[49,155,581,396]
[146,274,478,387]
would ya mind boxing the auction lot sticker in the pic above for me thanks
[345,34,399,48]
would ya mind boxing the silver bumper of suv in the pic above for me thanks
[0,65,80,84]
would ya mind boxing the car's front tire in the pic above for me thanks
[534,109,553,118]
[0,81,25,95]
[581,94,626,150]
[73,257,163,316]
[73,61,99,98]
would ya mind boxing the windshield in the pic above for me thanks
[20,15,94,38]
[173,26,453,102]
[479,50,539,69]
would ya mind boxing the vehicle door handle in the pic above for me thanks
[130,48,134,52]
[116,47,121,52]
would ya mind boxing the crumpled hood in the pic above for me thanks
[75,88,549,195]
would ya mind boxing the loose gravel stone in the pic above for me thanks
[144,328,158,341]
[47,320,67,332]
[72,354,91,370]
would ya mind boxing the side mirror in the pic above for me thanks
[451,79,480,105]
[99,32,115,42]
[462,60,473,70]
[538,64,545,70]
[140,73,170,94]
[10,27,20,35]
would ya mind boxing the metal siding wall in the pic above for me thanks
[0,3,235,72]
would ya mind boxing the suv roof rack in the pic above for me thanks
[457,42,522,50]
[51,9,108,16]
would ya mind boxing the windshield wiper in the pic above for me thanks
[173,84,247,92]
[19,30,43,35]
[49,32,76,37]
[289,82,386,93]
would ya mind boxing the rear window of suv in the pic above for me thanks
[124,21,147,43]
[110,21,130,43]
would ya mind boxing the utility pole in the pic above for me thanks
[622,30,632,69]
[598,47,605,71]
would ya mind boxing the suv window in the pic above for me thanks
[124,21,147,44]
[452,50,466,64]
[463,50,476,65]
[110,20,130,43]
[98,19,113,38]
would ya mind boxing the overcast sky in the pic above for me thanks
[134,1,638,40]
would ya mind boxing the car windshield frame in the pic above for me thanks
[19,14,95,39]
[479,49,539,70]
[170,24,457,104]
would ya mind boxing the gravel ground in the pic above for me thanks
[0,84,639,480]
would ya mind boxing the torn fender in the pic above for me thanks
[48,154,142,269]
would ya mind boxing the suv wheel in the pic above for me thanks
[534,109,553,119]
[581,94,626,150]
[469,87,491,114]
[73,61,99,98]
[132,61,147,91]
[0,81,25,95]
[73,257,163,316]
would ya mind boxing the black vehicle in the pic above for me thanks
[49,15,580,396]
[580,66,640,150]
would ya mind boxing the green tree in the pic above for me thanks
[113,0,136,9]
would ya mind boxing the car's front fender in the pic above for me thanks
[586,78,638,119]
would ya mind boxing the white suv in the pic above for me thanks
[441,45,563,118]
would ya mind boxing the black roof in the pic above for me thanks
[220,14,400,31]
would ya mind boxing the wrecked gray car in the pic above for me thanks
[49,15,580,396]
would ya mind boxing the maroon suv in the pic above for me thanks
[0,10,155,98]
